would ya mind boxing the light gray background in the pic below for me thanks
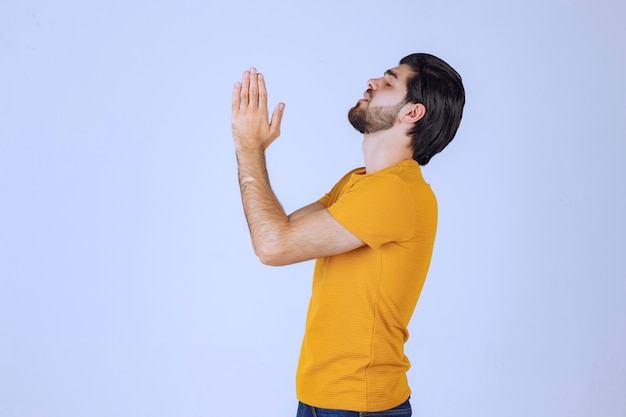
[1,0,625,416]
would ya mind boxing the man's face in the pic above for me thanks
[348,64,414,134]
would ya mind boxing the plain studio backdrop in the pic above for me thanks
[1,0,625,416]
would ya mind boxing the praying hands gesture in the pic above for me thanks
[231,67,285,151]
[229,67,363,266]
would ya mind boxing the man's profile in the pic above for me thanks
[231,53,465,416]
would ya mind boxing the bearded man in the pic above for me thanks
[231,53,465,417]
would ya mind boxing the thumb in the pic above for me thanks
[269,102,285,137]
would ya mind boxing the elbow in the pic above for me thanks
[258,254,285,267]
[254,242,291,267]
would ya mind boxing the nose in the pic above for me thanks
[367,78,380,91]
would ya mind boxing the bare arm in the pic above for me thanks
[288,202,325,221]
[231,68,364,266]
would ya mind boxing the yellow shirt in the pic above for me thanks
[296,159,438,412]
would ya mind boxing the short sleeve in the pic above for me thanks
[318,191,332,208]
[327,174,415,249]
[317,168,363,208]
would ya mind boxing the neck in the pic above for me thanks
[361,126,413,173]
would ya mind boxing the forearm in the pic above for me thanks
[235,145,288,261]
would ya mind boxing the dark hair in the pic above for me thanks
[399,53,465,165]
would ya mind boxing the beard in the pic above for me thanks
[348,99,406,134]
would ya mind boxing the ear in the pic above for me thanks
[399,103,426,124]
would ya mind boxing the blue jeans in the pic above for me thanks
[296,398,411,417]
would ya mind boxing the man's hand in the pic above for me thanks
[231,67,285,151]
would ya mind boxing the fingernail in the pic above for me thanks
[250,67,257,74]
[243,71,249,78]
[258,73,263,79]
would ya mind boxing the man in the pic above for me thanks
[231,53,465,417]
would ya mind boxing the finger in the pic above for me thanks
[240,70,250,109]
[232,82,241,114]
[248,67,259,108]
[269,102,285,137]
[257,73,268,113]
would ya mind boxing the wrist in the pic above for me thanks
[234,138,265,154]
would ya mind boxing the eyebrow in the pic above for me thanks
[385,69,398,79]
